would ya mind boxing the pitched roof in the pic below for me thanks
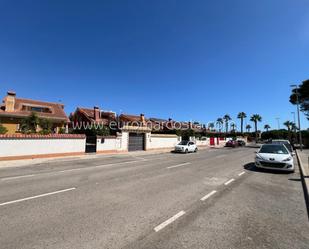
[149,117,168,123]
[119,114,147,122]
[76,107,116,124]
[0,97,69,122]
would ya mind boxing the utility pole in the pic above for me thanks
[290,85,303,151]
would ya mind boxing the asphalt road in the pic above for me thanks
[0,147,308,249]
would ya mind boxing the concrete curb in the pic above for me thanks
[295,150,309,220]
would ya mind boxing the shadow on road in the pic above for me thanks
[243,162,292,175]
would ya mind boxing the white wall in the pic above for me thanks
[0,137,86,157]
[196,140,209,146]
[146,134,180,150]
[96,132,128,152]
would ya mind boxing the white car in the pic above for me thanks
[174,141,198,153]
[255,144,295,172]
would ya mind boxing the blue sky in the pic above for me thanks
[0,0,309,130]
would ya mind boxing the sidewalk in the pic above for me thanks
[296,149,309,214]
[296,149,309,176]
[0,146,213,169]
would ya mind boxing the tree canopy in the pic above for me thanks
[290,79,309,119]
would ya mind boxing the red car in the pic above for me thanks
[225,140,239,148]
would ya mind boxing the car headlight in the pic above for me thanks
[255,154,262,160]
[283,157,292,162]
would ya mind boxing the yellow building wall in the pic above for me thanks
[0,118,19,134]
[2,123,18,134]
[0,117,65,134]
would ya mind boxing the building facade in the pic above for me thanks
[0,91,69,134]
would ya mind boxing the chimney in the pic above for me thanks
[94,106,100,121]
[4,91,16,112]
[140,113,146,125]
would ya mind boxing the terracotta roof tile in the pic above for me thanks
[119,114,148,122]
[0,134,85,139]
[0,97,69,122]
[76,107,116,124]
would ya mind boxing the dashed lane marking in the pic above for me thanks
[0,187,76,207]
[1,174,35,181]
[224,178,235,185]
[154,211,186,232]
[200,190,217,201]
[167,162,191,169]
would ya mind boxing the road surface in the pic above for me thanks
[0,147,308,249]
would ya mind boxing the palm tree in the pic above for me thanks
[283,121,294,131]
[216,118,223,132]
[246,124,252,132]
[223,114,231,133]
[250,114,262,142]
[291,123,297,132]
[237,112,247,134]
[230,123,236,133]
[208,122,215,131]
[284,121,295,141]
[264,124,271,132]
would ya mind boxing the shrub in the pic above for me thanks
[0,123,8,134]
[39,118,53,135]
[20,112,40,134]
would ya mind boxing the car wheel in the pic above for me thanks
[194,148,198,153]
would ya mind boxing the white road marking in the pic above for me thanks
[224,178,235,185]
[0,188,76,206]
[238,171,245,176]
[0,159,148,181]
[1,174,35,181]
[167,162,191,169]
[154,211,186,232]
[200,190,217,201]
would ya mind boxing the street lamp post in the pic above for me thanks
[291,111,297,144]
[290,85,303,151]
[276,117,280,130]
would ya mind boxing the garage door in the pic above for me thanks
[128,133,145,151]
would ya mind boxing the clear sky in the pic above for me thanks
[0,0,309,130]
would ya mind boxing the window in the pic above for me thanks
[179,141,189,145]
[22,105,52,113]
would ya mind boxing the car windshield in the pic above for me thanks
[272,141,285,145]
[259,145,289,154]
[178,141,188,145]
[271,141,292,151]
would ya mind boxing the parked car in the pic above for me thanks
[174,141,198,153]
[270,139,293,153]
[255,144,295,172]
[237,140,246,146]
[225,140,238,148]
